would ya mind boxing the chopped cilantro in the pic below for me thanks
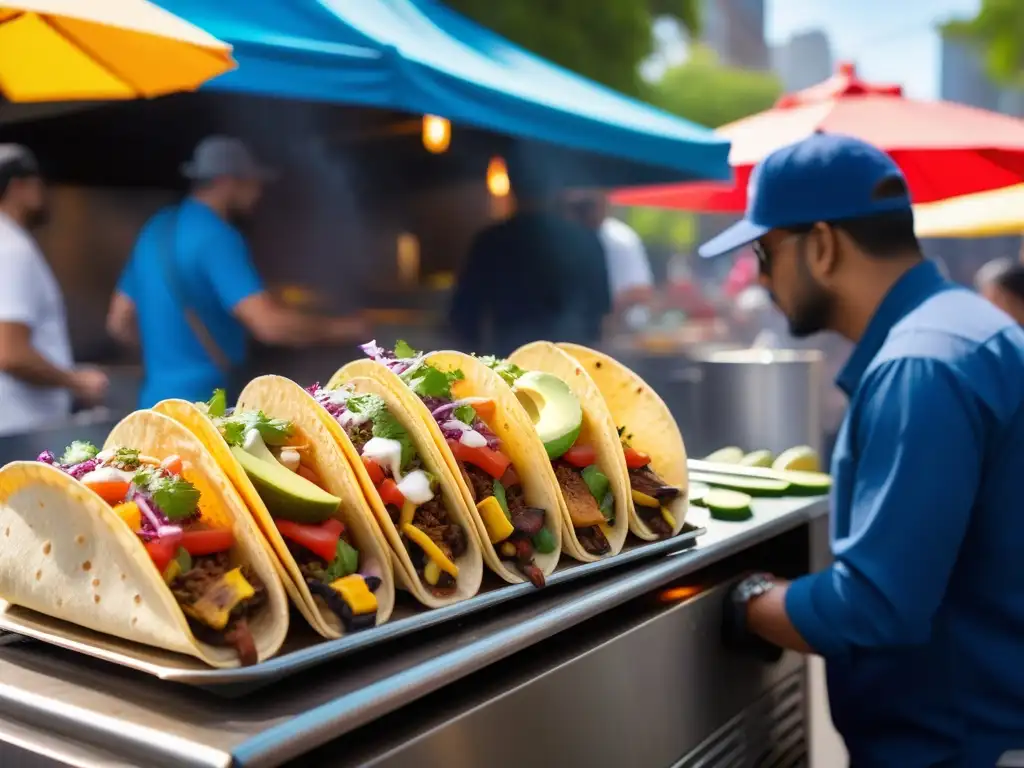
[479,355,526,386]
[60,441,98,466]
[347,393,417,469]
[453,404,477,425]
[394,339,418,358]
[112,447,141,471]
[134,471,200,521]
[401,363,463,400]
[206,388,227,418]
[216,410,293,447]
[324,538,360,582]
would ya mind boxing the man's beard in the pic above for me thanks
[24,204,50,230]
[778,256,833,338]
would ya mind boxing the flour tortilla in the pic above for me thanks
[507,342,631,561]
[557,343,689,538]
[306,374,484,606]
[331,354,563,583]
[0,410,290,668]
[157,377,396,636]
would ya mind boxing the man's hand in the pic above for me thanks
[69,366,109,406]
[326,314,371,344]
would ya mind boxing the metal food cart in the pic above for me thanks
[0,496,828,768]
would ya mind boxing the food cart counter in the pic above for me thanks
[0,496,827,768]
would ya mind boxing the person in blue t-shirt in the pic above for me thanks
[705,134,1024,767]
[106,136,367,407]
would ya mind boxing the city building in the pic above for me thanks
[939,31,1001,110]
[701,0,770,71]
[772,30,833,92]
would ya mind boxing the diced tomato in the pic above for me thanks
[145,536,181,573]
[160,455,183,476]
[296,464,324,489]
[447,439,512,479]
[471,400,496,421]
[499,465,520,488]
[179,528,235,556]
[623,446,651,469]
[321,518,345,538]
[362,456,385,485]
[562,444,596,468]
[275,519,342,562]
[83,479,131,505]
[377,478,405,508]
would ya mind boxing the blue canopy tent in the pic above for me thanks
[152,0,730,183]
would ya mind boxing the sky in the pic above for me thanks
[646,0,983,100]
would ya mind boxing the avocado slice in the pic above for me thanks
[740,449,774,467]
[511,371,583,459]
[688,470,789,497]
[705,446,744,463]
[230,445,341,523]
[699,488,753,521]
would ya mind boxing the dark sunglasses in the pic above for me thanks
[752,231,810,276]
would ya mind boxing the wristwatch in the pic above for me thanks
[723,572,784,663]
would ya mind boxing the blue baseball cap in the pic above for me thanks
[698,133,911,258]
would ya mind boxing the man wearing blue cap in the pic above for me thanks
[106,136,367,406]
[714,133,1024,765]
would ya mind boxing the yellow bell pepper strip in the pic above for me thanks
[631,489,660,508]
[424,560,441,586]
[112,500,142,531]
[182,567,255,630]
[477,496,514,544]
[399,499,417,528]
[598,521,614,539]
[330,574,378,615]
[402,523,459,577]
[660,506,677,529]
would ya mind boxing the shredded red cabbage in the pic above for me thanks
[36,450,55,465]
[307,382,347,420]
[67,459,99,479]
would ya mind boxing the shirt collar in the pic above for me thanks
[835,260,950,396]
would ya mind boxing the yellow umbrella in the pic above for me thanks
[915,184,1024,238]
[0,0,235,102]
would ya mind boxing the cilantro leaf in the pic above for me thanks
[60,441,98,466]
[148,475,201,521]
[324,538,360,582]
[453,404,477,425]
[394,339,418,359]
[401,363,463,400]
[479,355,526,386]
[216,410,293,447]
[206,389,227,418]
[347,393,417,469]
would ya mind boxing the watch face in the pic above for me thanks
[740,573,774,601]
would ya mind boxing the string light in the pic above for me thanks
[486,156,510,197]
[422,115,451,153]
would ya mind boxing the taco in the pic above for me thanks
[330,344,565,579]
[556,344,688,539]
[154,382,395,638]
[492,342,633,561]
[0,411,289,667]
[305,375,487,602]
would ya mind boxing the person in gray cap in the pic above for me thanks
[0,144,109,436]
[106,136,367,406]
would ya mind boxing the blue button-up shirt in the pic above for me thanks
[785,261,1024,766]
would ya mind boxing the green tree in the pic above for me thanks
[944,0,1024,85]
[647,46,782,128]
[444,0,700,98]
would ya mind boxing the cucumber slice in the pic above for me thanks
[688,482,711,506]
[705,446,744,463]
[778,470,832,496]
[688,471,789,496]
[740,449,774,467]
[704,489,753,521]
[688,460,832,496]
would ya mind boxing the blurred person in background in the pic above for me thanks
[0,145,108,437]
[564,190,654,310]
[449,157,609,355]
[975,257,1024,325]
[710,133,1024,766]
[106,136,367,407]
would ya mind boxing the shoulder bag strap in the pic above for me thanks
[157,206,233,375]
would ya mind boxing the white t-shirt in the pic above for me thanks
[0,212,72,436]
[598,217,654,299]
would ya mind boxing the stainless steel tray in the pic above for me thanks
[0,524,704,692]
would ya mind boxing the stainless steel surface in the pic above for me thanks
[688,349,826,457]
[342,585,807,768]
[0,526,704,689]
[0,496,828,768]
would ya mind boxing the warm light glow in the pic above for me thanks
[422,115,451,154]
[487,156,510,197]
[657,585,703,604]
[396,232,420,285]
